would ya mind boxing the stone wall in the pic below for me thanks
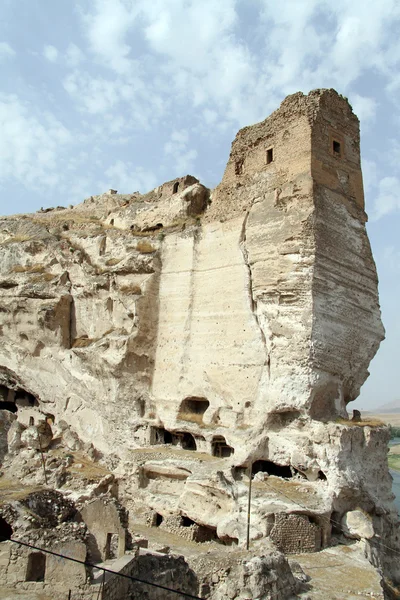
[0,539,91,600]
[81,497,127,562]
[270,513,322,554]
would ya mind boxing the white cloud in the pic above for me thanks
[57,0,400,146]
[371,176,400,220]
[350,94,377,125]
[82,0,139,74]
[63,71,121,114]
[65,43,84,67]
[103,160,157,194]
[164,129,198,174]
[0,93,72,189]
[43,44,59,62]
[0,41,15,61]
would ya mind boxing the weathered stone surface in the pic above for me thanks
[0,88,397,598]
[342,509,375,540]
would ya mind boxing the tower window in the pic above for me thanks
[333,140,341,156]
[266,148,273,164]
[173,181,179,194]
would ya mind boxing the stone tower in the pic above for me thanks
[205,89,384,427]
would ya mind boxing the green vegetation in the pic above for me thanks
[389,425,400,438]
[388,454,400,471]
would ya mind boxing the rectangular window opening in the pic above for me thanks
[333,140,341,156]
[266,148,273,164]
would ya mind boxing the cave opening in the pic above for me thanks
[211,436,234,458]
[181,516,195,527]
[178,397,209,424]
[154,513,163,527]
[151,427,173,445]
[0,516,13,541]
[180,432,197,451]
[0,401,17,413]
[252,460,292,478]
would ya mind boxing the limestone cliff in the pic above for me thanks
[0,89,398,595]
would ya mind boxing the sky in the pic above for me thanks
[0,0,399,410]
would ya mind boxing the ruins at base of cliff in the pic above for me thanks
[0,88,397,600]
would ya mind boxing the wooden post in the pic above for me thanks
[68,590,71,600]
[246,463,252,550]
[38,434,48,486]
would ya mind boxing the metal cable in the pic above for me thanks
[0,536,204,600]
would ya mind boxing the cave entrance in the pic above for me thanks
[0,516,13,541]
[152,513,163,527]
[173,181,179,194]
[15,391,38,407]
[151,427,173,445]
[211,436,234,458]
[252,460,292,478]
[180,516,195,527]
[179,432,197,451]
[0,400,17,413]
[193,524,218,543]
[178,397,209,424]
[0,385,39,414]
[26,552,46,582]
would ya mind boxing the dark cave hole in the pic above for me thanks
[0,401,17,413]
[181,516,195,527]
[252,460,292,478]
[0,516,13,541]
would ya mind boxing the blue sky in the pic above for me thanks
[0,0,399,410]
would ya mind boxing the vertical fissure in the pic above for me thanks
[239,210,270,368]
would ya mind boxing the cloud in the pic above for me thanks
[350,94,377,125]
[65,43,84,67]
[82,0,139,74]
[63,71,121,114]
[73,0,400,132]
[0,41,15,61]
[0,93,72,190]
[371,176,400,220]
[164,130,198,174]
[43,45,59,62]
[103,160,157,194]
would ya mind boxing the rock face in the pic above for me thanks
[0,89,398,594]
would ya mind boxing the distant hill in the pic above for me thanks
[371,399,400,414]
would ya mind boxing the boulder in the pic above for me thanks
[341,510,374,540]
